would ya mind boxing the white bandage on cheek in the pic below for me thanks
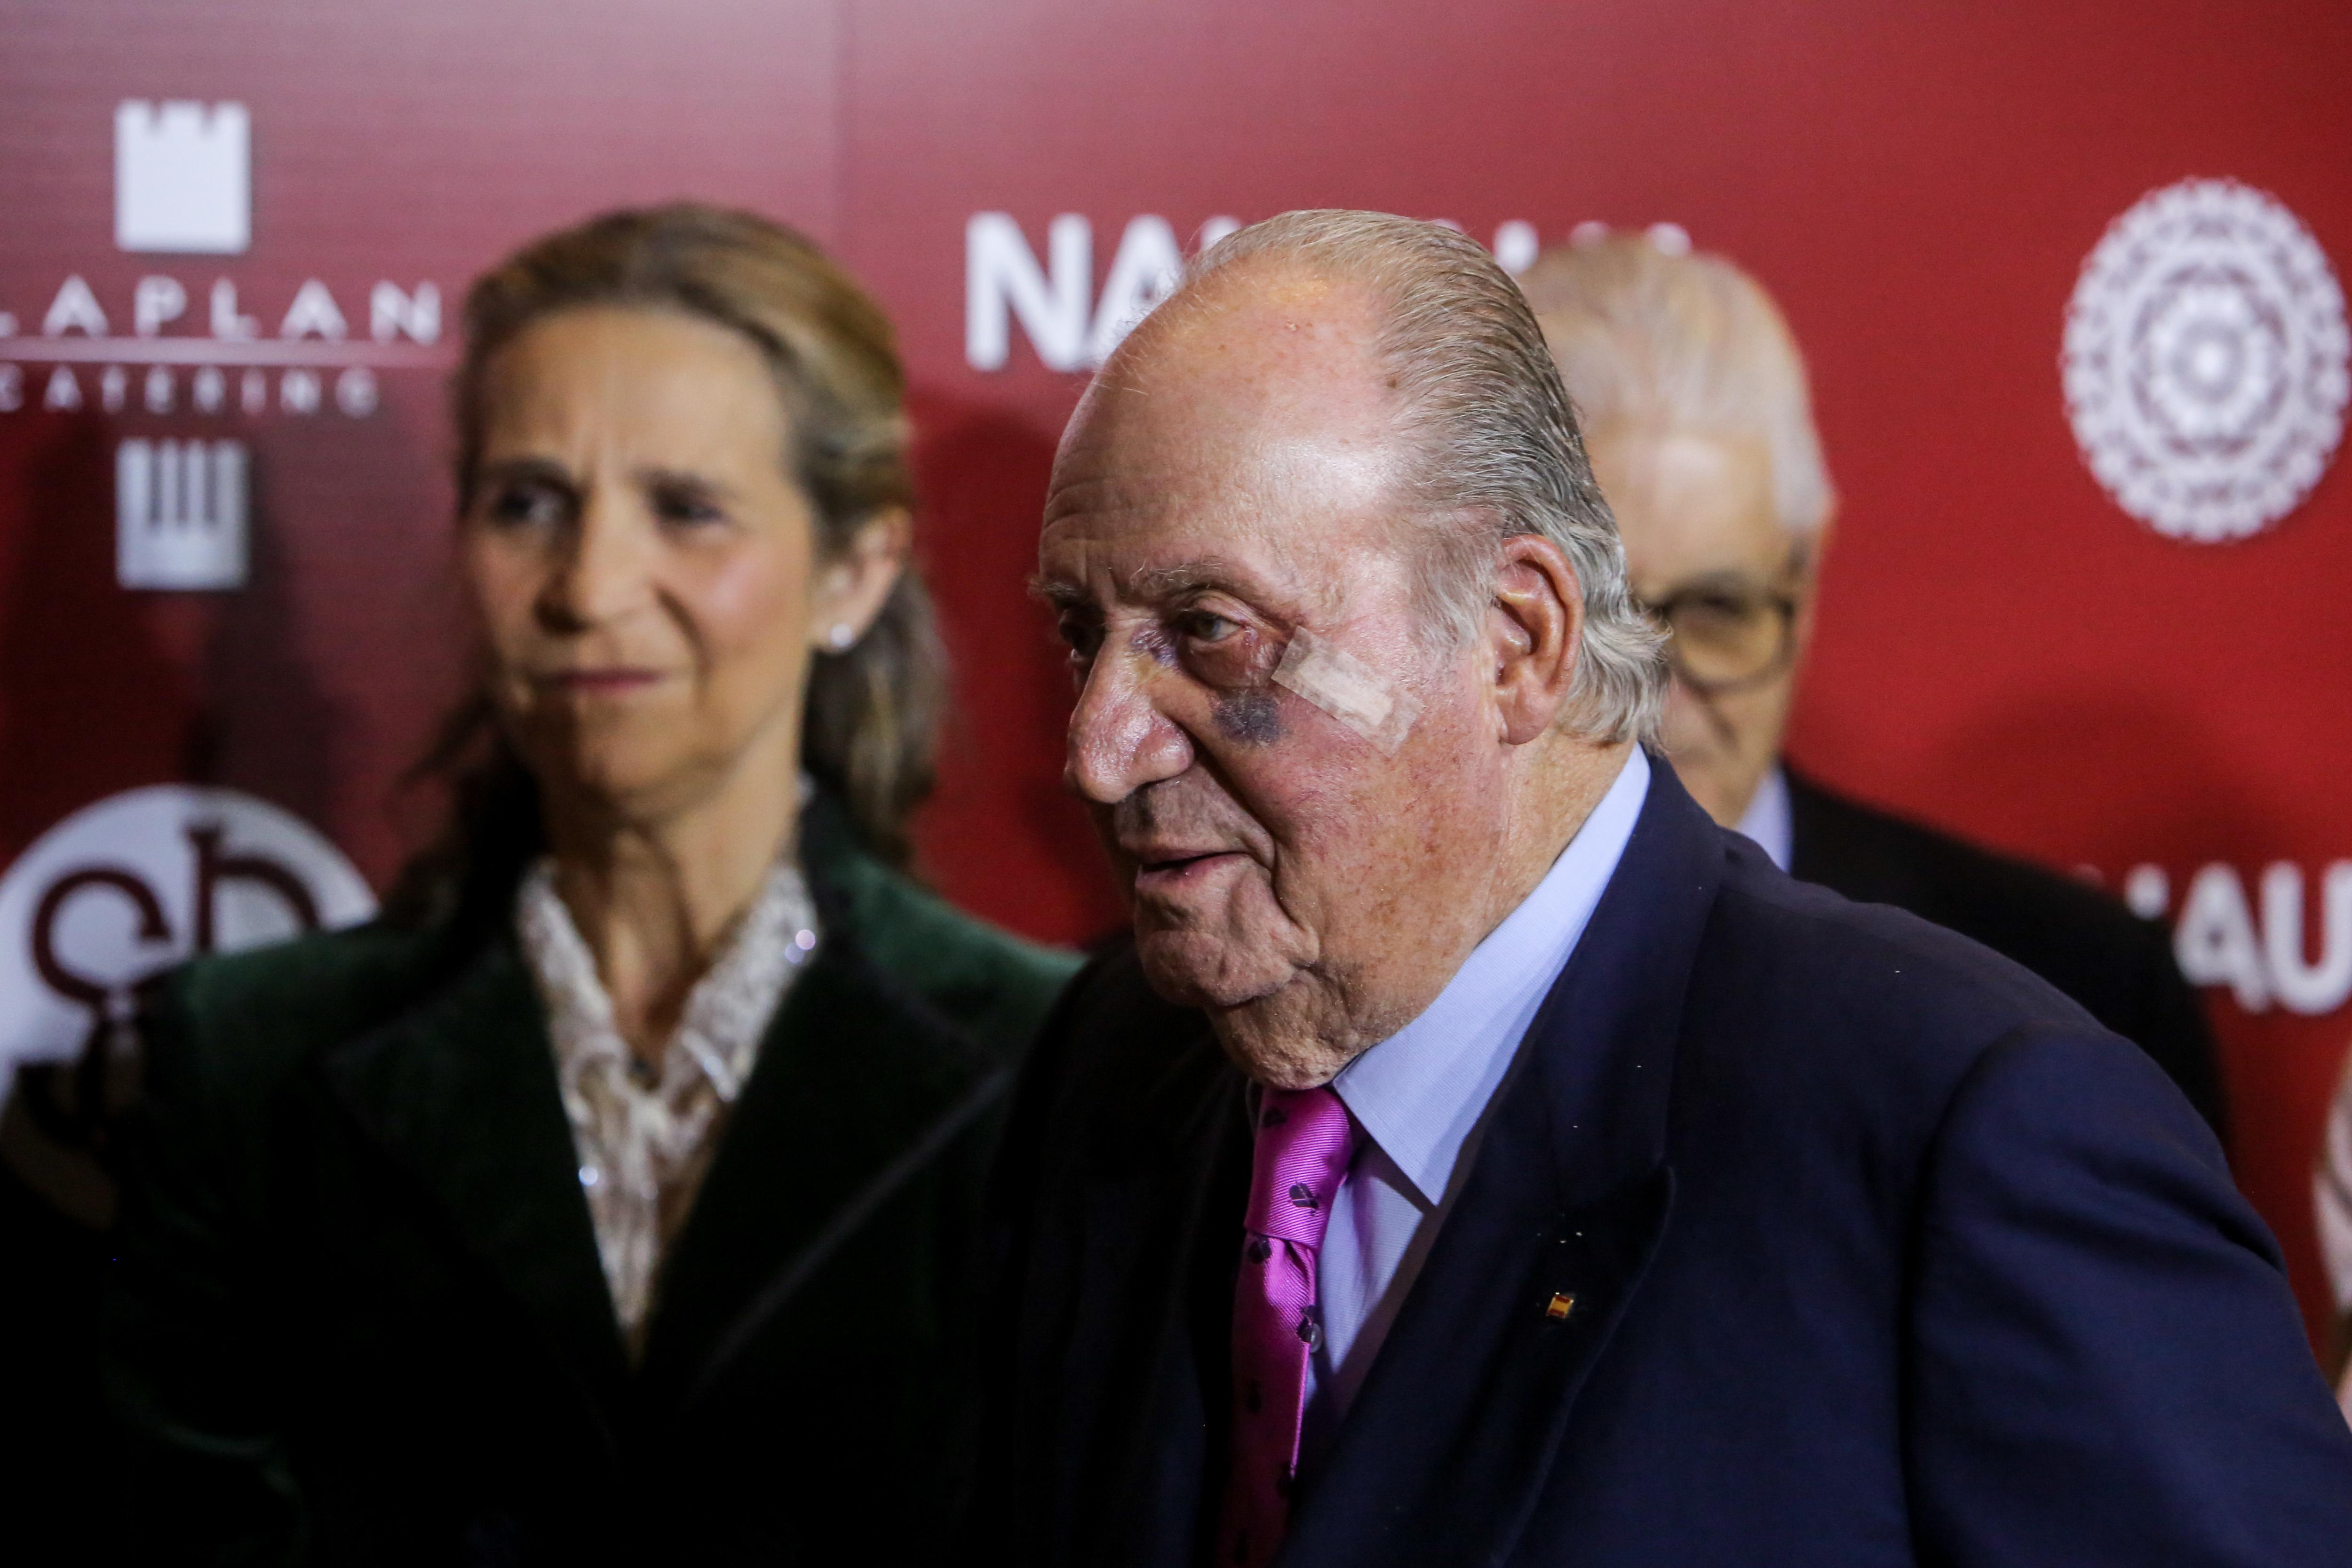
[1271,627,1420,755]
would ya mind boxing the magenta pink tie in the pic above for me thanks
[1215,1086,1358,1568]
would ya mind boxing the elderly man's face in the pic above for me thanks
[1039,271,1516,1086]
[1589,427,1815,828]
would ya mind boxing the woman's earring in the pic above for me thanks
[826,623,857,652]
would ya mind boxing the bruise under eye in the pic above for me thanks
[1211,688,1283,746]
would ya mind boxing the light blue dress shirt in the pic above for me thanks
[1302,747,1651,1450]
[1733,764,1793,872]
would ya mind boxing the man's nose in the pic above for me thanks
[1066,650,1194,805]
[537,494,652,629]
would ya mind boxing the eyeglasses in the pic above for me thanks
[1631,557,1806,696]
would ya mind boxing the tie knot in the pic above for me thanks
[1244,1086,1356,1246]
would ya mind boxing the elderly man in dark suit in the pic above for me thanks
[973,209,2352,1568]
[1518,232,2227,1140]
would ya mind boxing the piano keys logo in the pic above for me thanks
[2063,179,2349,543]
[0,101,452,589]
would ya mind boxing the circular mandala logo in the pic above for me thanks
[2063,179,2349,542]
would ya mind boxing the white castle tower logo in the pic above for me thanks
[117,438,248,589]
[114,100,251,254]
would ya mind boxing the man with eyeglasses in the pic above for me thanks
[1521,233,2225,1141]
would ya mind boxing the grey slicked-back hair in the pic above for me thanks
[1174,210,1667,747]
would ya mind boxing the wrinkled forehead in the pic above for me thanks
[1041,267,1412,604]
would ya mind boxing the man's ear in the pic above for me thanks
[1486,533,1582,745]
[810,507,913,652]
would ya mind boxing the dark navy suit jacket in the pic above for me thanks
[972,761,2352,1566]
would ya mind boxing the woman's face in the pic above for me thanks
[461,305,877,824]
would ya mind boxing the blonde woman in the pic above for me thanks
[107,207,1076,1564]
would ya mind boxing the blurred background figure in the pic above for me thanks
[1519,233,2227,1140]
[104,206,1075,1564]
[2314,1044,2352,1414]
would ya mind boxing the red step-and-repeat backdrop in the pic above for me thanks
[2,0,2348,1337]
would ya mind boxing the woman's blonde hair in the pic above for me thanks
[393,205,944,923]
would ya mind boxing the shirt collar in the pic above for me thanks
[1734,764,1792,872]
[1330,747,1651,1208]
[517,854,819,1107]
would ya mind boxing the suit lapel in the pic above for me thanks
[630,913,997,1424]
[319,937,630,1435]
[1075,1037,1254,1567]
[1280,760,1725,1568]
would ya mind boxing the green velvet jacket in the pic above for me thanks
[105,803,1079,1567]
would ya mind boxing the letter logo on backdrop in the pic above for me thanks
[0,103,450,597]
[2122,859,2352,1018]
[114,101,252,255]
[0,788,373,1216]
[964,213,1545,373]
[2063,178,2350,543]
